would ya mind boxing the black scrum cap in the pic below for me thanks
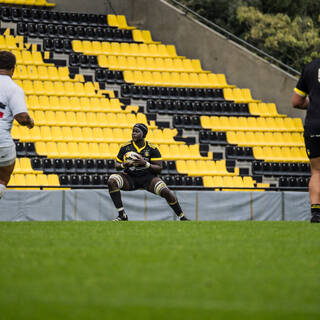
[133,123,148,137]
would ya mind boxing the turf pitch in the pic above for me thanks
[0,221,319,320]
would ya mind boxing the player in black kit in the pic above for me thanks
[107,123,189,221]
[292,58,320,223]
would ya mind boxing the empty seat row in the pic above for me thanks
[15,79,98,97]
[173,115,201,129]
[278,176,309,189]
[147,99,249,116]
[176,159,239,176]
[59,174,203,187]
[107,14,135,30]
[121,84,224,100]
[13,157,40,174]
[35,141,121,159]
[8,170,275,189]
[123,70,234,88]
[8,173,60,189]
[59,174,108,186]
[224,88,261,103]
[253,146,308,162]
[17,23,133,42]
[98,55,206,73]
[249,102,283,118]
[252,161,310,176]
[201,116,304,132]
[227,131,304,147]
[203,175,257,190]
[73,41,178,58]
[42,38,73,53]
[26,95,123,112]
[32,158,115,174]
[68,54,99,69]
[13,65,78,81]
[199,130,228,145]
[15,142,37,157]
[9,49,45,65]
[225,146,255,160]
[13,126,179,144]
[131,29,159,44]
[22,111,148,128]
[95,69,124,84]
[1,7,108,26]
[31,142,210,160]
[0,35,24,50]
[0,1,55,7]
[162,175,203,187]
[158,144,211,161]
[31,158,179,174]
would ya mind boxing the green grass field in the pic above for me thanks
[0,221,319,320]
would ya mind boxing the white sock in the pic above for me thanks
[0,184,6,199]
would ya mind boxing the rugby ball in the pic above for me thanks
[124,151,140,164]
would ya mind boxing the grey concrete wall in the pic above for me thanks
[50,0,305,120]
[50,0,107,14]
[0,190,311,221]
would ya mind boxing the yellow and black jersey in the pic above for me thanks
[116,140,162,176]
[295,58,320,136]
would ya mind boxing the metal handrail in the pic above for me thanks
[167,0,300,77]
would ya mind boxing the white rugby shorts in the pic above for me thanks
[0,144,16,167]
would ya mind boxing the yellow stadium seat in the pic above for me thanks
[200,116,211,129]
[176,160,188,174]
[22,79,35,95]
[32,51,45,65]
[46,142,59,157]
[117,15,135,30]
[65,111,77,126]
[45,174,58,187]
[223,88,234,100]
[248,103,259,116]
[87,142,100,158]
[19,158,36,174]
[68,142,80,157]
[107,14,118,28]
[21,50,33,65]
[50,126,62,141]
[132,30,144,43]
[70,127,83,142]
[293,118,304,131]
[25,174,39,188]
[47,66,59,81]
[28,126,41,142]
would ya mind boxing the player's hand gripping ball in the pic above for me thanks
[123,151,140,165]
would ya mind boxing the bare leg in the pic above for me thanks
[107,173,132,220]
[0,161,15,199]
[308,157,320,222]
[309,157,320,204]
[148,177,188,220]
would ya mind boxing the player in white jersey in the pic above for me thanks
[0,51,34,200]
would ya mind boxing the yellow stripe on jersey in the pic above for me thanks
[116,157,123,163]
[294,88,307,97]
[151,157,162,161]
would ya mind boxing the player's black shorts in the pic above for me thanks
[304,134,320,159]
[123,173,157,190]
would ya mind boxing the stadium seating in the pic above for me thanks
[0,6,309,190]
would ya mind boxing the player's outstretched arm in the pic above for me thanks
[15,112,34,129]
